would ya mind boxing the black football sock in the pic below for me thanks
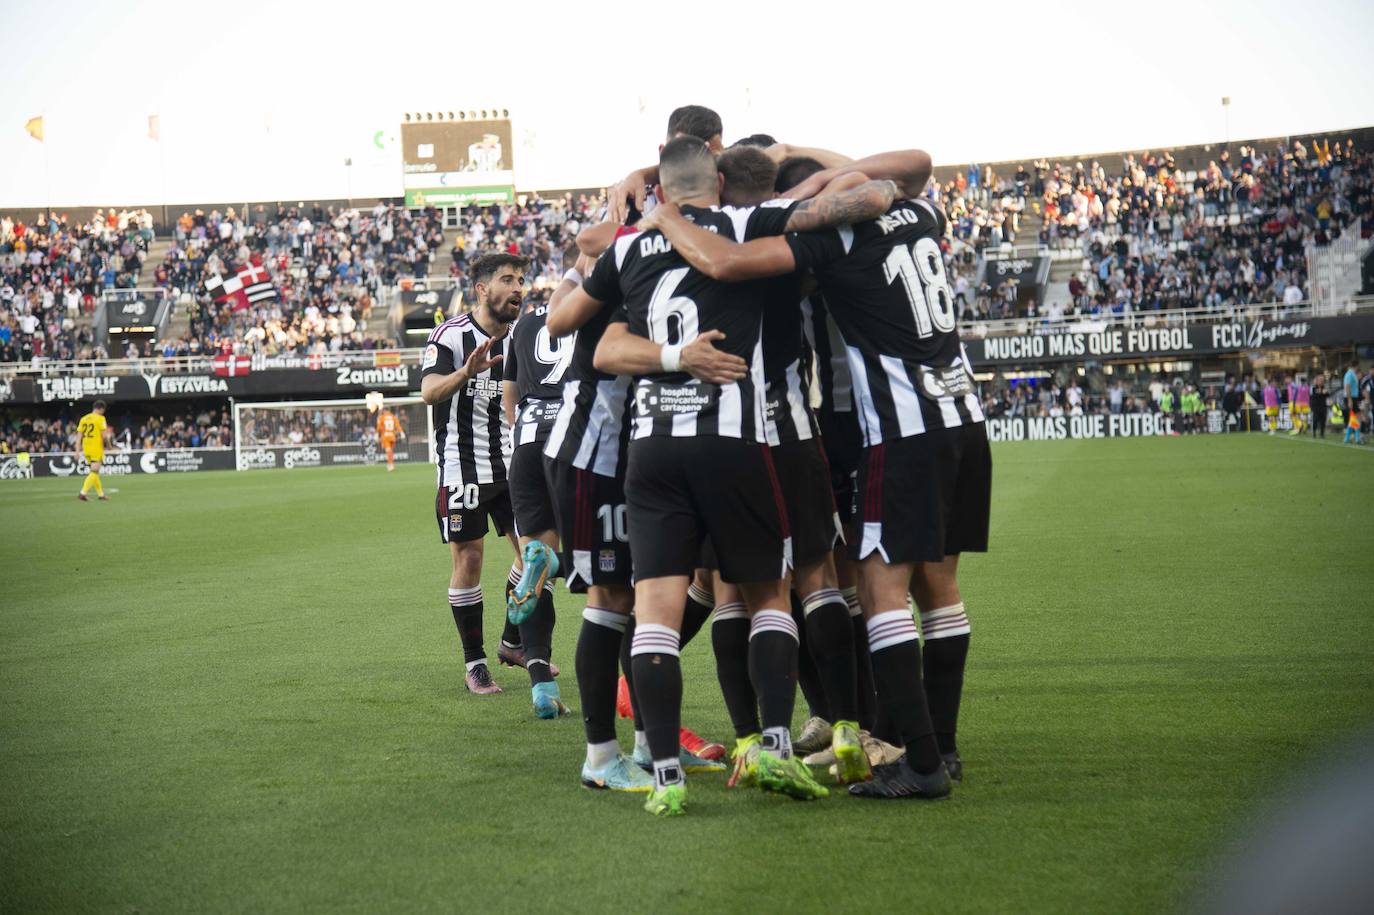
[448,586,487,667]
[711,602,760,738]
[866,609,941,774]
[793,596,829,721]
[678,580,714,649]
[920,603,971,755]
[845,587,878,732]
[518,586,557,685]
[621,614,645,732]
[748,609,800,759]
[576,606,628,745]
[802,588,859,724]
[629,623,683,788]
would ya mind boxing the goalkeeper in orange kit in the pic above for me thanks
[375,407,404,472]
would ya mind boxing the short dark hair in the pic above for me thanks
[659,136,718,201]
[666,105,722,143]
[731,133,777,149]
[93,400,107,411]
[470,253,529,286]
[776,156,825,194]
[717,147,777,205]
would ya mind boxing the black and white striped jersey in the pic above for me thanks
[542,298,633,478]
[583,201,798,443]
[423,312,510,486]
[800,291,854,417]
[503,305,573,449]
[759,273,818,446]
[786,198,984,445]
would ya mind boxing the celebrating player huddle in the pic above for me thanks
[421,106,991,817]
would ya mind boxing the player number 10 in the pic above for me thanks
[596,503,629,542]
[883,237,955,338]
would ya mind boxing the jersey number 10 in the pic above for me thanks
[883,237,956,338]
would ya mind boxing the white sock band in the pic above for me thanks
[761,726,793,760]
[630,623,679,658]
[507,565,522,588]
[712,601,748,623]
[583,606,629,632]
[464,658,488,672]
[920,602,971,639]
[688,581,714,606]
[449,586,481,605]
[841,586,862,617]
[801,588,844,616]
[867,608,919,653]
[749,608,799,642]
[586,739,619,768]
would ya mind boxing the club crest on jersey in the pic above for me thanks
[598,550,616,572]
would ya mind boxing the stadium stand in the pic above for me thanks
[1,404,233,453]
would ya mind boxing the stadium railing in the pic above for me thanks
[963,295,1374,340]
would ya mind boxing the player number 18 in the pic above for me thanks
[883,237,955,338]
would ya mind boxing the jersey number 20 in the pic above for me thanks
[883,238,955,338]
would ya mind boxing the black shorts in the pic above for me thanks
[819,409,863,526]
[852,424,991,564]
[435,480,513,545]
[626,436,787,584]
[543,456,633,592]
[509,443,557,540]
[771,438,841,568]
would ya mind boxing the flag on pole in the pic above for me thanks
[235,262,278,305]
[148,115,160,141]
[25,117,43,142]
[204,272,250,312]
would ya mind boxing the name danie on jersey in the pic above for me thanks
[636,224,717,259]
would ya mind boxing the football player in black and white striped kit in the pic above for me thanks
[642,147,989,801]
[500,286,575,720]
[421,253,529,697]
[573,136,896,815]
[697,145,872,786]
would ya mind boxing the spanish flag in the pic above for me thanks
[25,116,43,142]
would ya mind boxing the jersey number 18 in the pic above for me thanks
[883,237,955,338]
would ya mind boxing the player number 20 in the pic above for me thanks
[883,237,955,338]
[449,484,480,511]
[596,503,629,542]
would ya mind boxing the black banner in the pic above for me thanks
[104,296,165,335]
[13,364,418,404]
[980,255,1050,288]
[0,448,237,479]
[969,314,1374,366]
[401,288,456,327]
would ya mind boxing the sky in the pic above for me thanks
[1,0,1372,208]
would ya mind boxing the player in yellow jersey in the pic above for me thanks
[77,400,111,501]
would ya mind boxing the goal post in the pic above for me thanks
[232,396,433,471]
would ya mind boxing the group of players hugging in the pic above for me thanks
[419,106,991,816]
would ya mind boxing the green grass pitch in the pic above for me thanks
[2,434,1372,913]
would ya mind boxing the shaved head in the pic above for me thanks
[658,136,719,203]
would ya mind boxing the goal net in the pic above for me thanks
[232,396,433,471]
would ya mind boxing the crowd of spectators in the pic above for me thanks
[239,406,412,447]
[945,138,1372,321]
[0,208,155,362]
[3,135,1368,365]
[0,404,232,454]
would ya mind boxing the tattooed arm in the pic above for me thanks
[782,177,897,233]
[637,207,795,282]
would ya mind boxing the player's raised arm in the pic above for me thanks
[783,149,933,200]
[592,321,747,385]
[420,335,503,406]
[782,178,897,233]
